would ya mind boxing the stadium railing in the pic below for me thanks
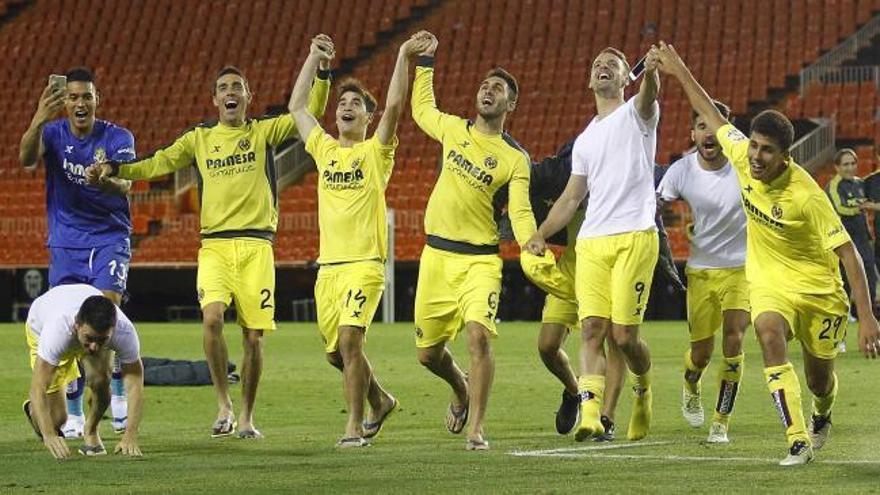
[790,118,837,171]
[800,14,880,93]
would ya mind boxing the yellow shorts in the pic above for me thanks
[751,287,849,360]
[25,325,81,394]
[542,246,578,329]
[685,266,750,342]
[575,229,658,325]
[414,245,502,348]
[315,260,385,353]
[197,238,276,331]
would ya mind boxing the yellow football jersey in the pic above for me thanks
[114,76,330,240]
[716,124,850,294]
[412,58,536,252]
[305,127,397,264]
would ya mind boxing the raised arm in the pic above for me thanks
[654,42,728,135]
[85,130,196,184]
[411,32,452,142]
[115,359,144,456]
[634,47,661,121]
[20,83,65,170]
[289,34,335,145]
[523,174,588,254]
[376,33,431,145]
[836,242,880,358]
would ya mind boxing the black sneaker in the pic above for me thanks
[593,415,616,442]
[555,390,580,434]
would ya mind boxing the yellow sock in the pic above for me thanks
[764,362,809,446]
[575,375,605,440]
[628,370,653,441]
[712,353,744,427]
[812,373,838,418]
[683,349,706,395]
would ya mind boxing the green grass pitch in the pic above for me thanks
[1,321,878,494]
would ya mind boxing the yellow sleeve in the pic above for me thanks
[508,152,538,245]
[117,130,196,180]
[715,124,750,175]
[825,176,860,216]
[805,191,852,251]
[370,135,398,183]
[411,57,457,142]
[263,74,332,147]
[305,126,336,171]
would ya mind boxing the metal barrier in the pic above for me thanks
[800,15,880,94]
[790,118,836,171]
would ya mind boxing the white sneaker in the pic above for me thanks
[682,387,704,428]
[779,440,814,466]
[706,422,729,444]
[809,414,832,450]
[111,395,128,434]
[61,414,85,439]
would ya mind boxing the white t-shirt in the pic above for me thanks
[571,97,659,238]
[26,284,141,366]
[657,152,747,269]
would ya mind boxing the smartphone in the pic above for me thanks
[628,55,647,82]
[48,74,67,92]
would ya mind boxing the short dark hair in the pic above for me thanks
[750,110,795,151]
[214,65,250,94]
[337,78,377,113]
[485,67,519,103]
[597,47,630,74]
[834,148,858,165]
[691,100,731,125]
[65,67,94,84]
[75,296,117,335]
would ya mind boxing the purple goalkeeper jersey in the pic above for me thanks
[41,118,136,248]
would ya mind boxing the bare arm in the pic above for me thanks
[654,42,727,135]
[29,358,70,459]
[523,174,588,254]
[289,35,335,145]
[115,359,144,456]
[634,47,660,121]
[97,178,132,196]
[376,34,429,145]
[835,242,880,358]
[20,84,65,170]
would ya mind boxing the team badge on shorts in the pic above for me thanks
[238,138,251,151]
[197,287,205,302]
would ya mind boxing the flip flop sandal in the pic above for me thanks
[465,439,490,451]
[446,402,469,434]
[363,397,400,439]
[211,417,237,438]
[237,428,263,439]
[78,444,107,456]
[336,437,371,448]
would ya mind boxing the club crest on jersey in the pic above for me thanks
[484,156,498,169]
[350,157,363,170]
[93,148,107,163]
[771,204,783,219]
[727,127,747,142]
[238,138,251,151]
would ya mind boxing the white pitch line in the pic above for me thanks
[510,451,880,465]
[509,440,673,456]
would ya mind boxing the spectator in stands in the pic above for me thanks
[18,68,132,439]
[831,148,880,316]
